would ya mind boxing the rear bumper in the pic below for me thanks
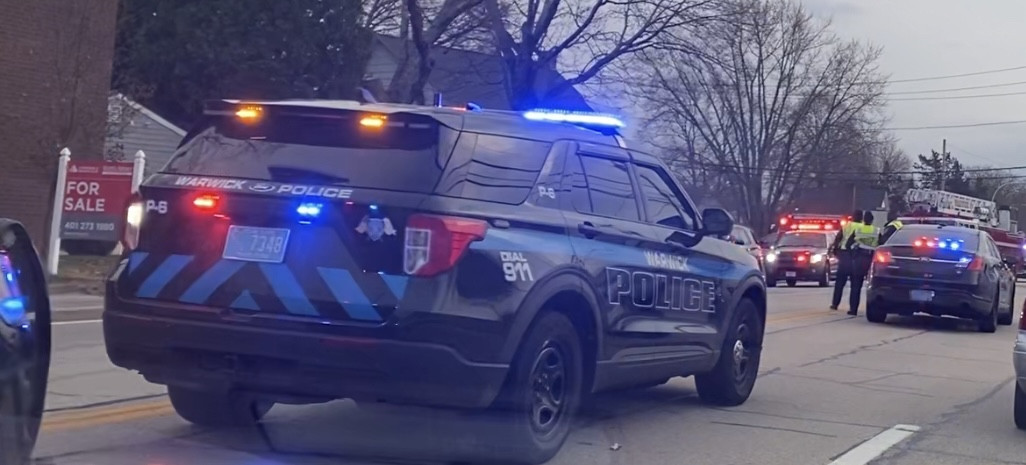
[867,278,991,318]
[104,310,509,408]
[103,259,510,409]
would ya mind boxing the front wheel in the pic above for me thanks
[167,386,272,427]
[489,312,583,464]
[818,270,829,287]
[766,279,777,288]
[695,299,763,406]
[1000,286,1015,326]
[786,279,797,287]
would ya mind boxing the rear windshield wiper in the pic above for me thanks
[266,166,350,185]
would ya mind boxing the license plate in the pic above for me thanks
[910,289,935,302]
[785,271,797,278]
[223,226,290,263]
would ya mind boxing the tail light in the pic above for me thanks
[122,192,143,252]
[967,255,984,271]
[874,250,892,264]
[193,194,220,211]
[404,214,488,277]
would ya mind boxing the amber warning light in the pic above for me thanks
[235,105,263,121]
[359,115,387,128]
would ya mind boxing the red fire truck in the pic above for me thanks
[901,189,1026,275]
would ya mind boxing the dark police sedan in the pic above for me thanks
[867,224,1016,332]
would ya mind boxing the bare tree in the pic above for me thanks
[631,0,887,232]
[384,0,486,104]
[482,0,720,110]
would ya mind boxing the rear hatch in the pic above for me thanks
[123,102,459,324]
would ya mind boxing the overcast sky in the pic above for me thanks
[805,0,1026,168]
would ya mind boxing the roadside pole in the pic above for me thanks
[47,148,71,276]
[131,150,146,193]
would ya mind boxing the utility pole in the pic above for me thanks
[939,138,947,191]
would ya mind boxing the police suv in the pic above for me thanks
[104,100,766,463]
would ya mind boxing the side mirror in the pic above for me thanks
[701,208,734,237]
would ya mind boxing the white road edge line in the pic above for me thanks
[829,424,920,465]
[53,319,103,326]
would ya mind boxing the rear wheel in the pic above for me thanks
[818,269,829,287]
[1015,382,1026,430]
[766,279,776,288]
[866,302,887,323]
[695,299,763,406]
[167,386,272,427]
[786,279,797,287]
[489,312,582,465]
[978,291,999,333]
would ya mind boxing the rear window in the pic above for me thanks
[776,232,829,248]
[887,227,979,250]
[163,113,450,193]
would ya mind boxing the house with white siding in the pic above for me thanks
[105,93,185,177]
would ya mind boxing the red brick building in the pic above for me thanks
[0,0,118,254]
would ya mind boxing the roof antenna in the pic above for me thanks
[433,93,443,107]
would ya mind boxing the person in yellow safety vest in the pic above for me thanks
[845,211,878,316]
[830,210,863,312]
[879,215,903,245]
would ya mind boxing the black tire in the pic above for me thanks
[167,386,272,427]
[1015,382,1026,430]
[818,270,829,287]
[786,279,797,287]
[695,299,763,406]
[866,302,887,323]
[766,279,776,288]
[1000,286,1015,326]
[978,291,998,333]
[489,312,583,465]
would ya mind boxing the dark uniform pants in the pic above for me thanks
[832,250,853,308]
[849,252,873,314]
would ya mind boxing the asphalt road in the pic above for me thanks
[30,284,1026,465]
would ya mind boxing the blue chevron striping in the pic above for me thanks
[230,290,260,311]
[258,264,318,316]
[128,252,149,274]
[136,255,193,299]
[318,268,382,321]
[179,260,245,304]
[380,274,409,300]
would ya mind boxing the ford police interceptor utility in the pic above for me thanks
[104,100,766,464]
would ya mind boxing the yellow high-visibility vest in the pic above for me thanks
[853,223,878,248]
[839,222,861,250]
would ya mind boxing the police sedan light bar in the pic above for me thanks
[523,109,625,128]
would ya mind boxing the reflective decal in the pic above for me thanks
[607,267,716,313]
[501,251,534,282]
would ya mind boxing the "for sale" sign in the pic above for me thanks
[60,161,134,241]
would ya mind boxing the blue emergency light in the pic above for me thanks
[523,109,625,128]
[0,297,24,325]
[297,202,323,218]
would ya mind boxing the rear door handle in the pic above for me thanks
[578,222,600,239]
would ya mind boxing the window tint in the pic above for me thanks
[563,153,592,213]
[577,156,639,221]
[446,134,552,204]
[165,114,446,192]
[635,164,695,230]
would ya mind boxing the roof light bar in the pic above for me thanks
[523,109,625,128]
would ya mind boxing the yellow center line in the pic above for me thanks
[42,398,172,432]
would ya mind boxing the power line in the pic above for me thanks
[891,90,1026,101]
[684,161,1026,176]
[886,64,1026,84]
[883,119,1026,131]
[887,79,1026,95]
